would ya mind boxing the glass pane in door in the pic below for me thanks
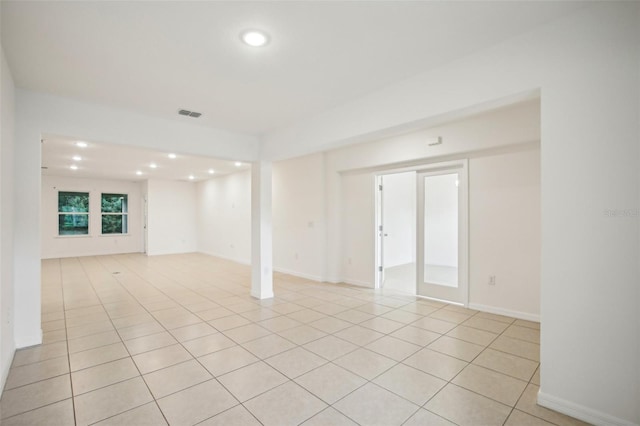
[423,173,458,288]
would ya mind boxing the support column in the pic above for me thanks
[251,161,274,299]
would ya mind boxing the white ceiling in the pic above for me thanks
[41,135,250,182]
[2,1,585,136]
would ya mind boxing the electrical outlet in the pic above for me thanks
[294,252,299,260]
[488,275,496,286]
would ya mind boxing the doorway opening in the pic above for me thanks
[375,171,416,294]
[375,160,469,305]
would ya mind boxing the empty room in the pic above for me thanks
[0,2,639,426]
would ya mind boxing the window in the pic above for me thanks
[58,191,89,235]
[101,193,128,234]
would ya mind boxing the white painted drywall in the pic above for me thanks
[469,150,540,318]
[196,171,251,263]
[268,5,639,423]
[272,153,326,281]
[6,3,639,423]
[18,90,259,161]
[424,173,458,268]
[40,175,144,258]
[341,173,375,287]
[0,46,16,392]
[196,156,328,283]
[146,179,197,255]
[330,101,540,290]
[11,88,258,350]
[381,172,416,268]
[340,145,540,316]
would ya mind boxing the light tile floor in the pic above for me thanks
[0,253,590,426]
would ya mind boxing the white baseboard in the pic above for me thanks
[467,303,539,322]
[538,390,638,426]
[15,329,43,349]
[273,267,324,283]
[198,251,250,265]
[341,278,373,288]
[1,346,16,394]
[250,289,274,300]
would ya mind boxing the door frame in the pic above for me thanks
[374,159,469,306]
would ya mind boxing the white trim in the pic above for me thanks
[15,329,43,349]
[273,266,324,283]
[537,390,638,426]
[41,248,143,260]
[0,346,16,393]
[468,303,540,322]
[195,251,250,265]
[250,289,274,300]
[342,278,373,288]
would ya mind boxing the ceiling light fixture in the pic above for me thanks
[72,155,82,161]
[136,171,143,176]
[168,153,177,159]
[241,30,269,47]
[234,161,242,167]
[76,141,88,148]
[188,175,195,180]
[149,163,158,169]
[70,165,78,170]
[208,169,215,174]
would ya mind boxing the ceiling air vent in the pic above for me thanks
[178,109,202,118]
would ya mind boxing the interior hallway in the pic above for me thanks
[0,253,585,425]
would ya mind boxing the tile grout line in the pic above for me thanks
[94,254,265,426]
[77,255,172,426]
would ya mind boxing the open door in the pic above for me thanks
[417,161,468,304]
[376,171,417,293]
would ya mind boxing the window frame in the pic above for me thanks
[57,190,91,237]
[100,193,129,235]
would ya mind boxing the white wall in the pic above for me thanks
[7,3,640,423]
[332,101,540,288]
[265,5,639,423]
[41,175,144,258]
[272,154,326,281]
[196,171,251,263]
[146,179,197,256]
[341,173,374,287]
[12,89,258,350]
[340,145,541,319]
[1,46,16,391]
[469,150,540,319]
[381,172,415,268]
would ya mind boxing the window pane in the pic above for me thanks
[59,214,89,235]
[101,194,128,213]
[102,214,127,234]
[58,192,89,213]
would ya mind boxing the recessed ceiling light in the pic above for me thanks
[76,141,87,148]
[168,153,177,159]
[70,165,78,170]
[208,169,215,174]
[149,163,158,169]
[72,155,82,161]
[241,30,269,47]
[136,171,143,176]
[188,175,195,180]
[234,161,242,167]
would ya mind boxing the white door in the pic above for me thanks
[417,162,468,304]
